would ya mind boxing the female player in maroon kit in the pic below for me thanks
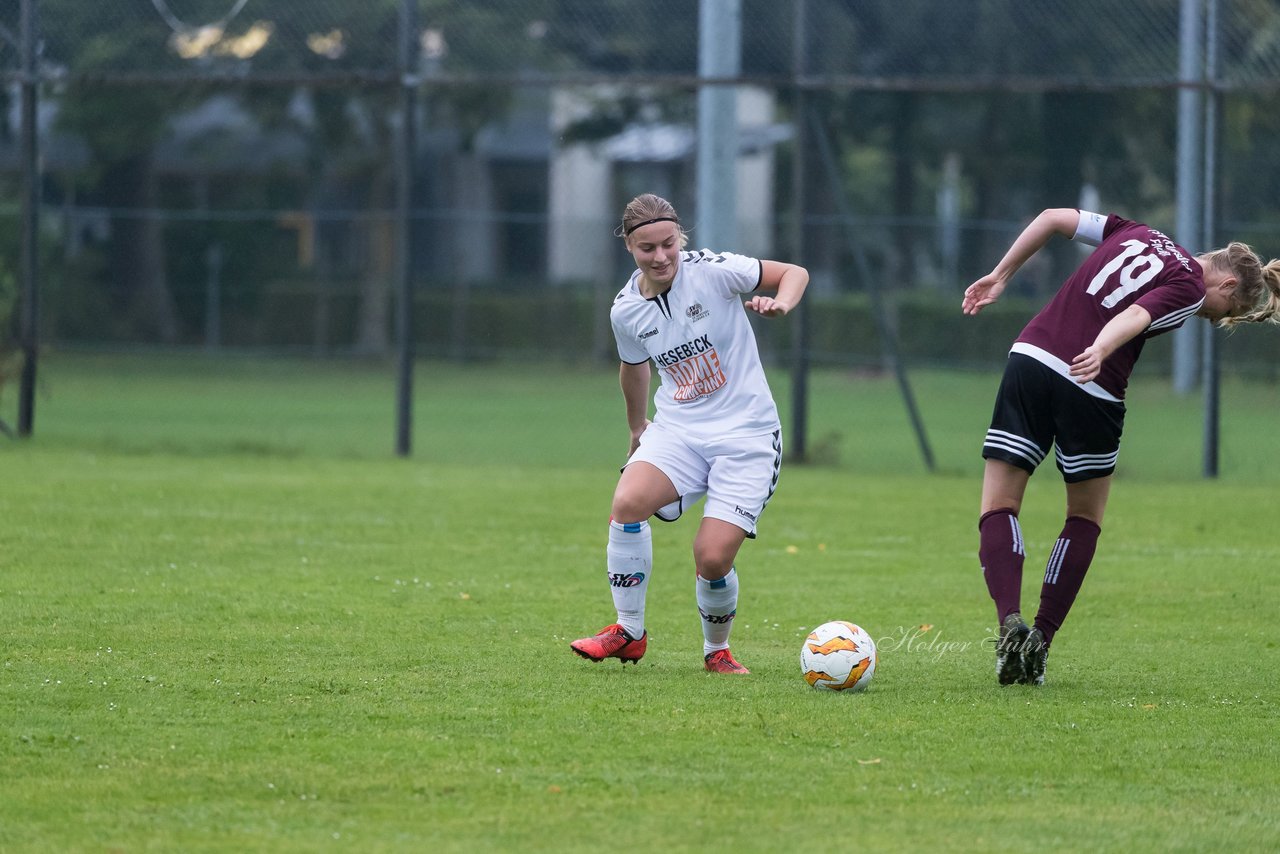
[963,207,1280,685]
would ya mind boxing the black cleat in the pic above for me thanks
[1022,627,1048,686]
[996,612,1031,685]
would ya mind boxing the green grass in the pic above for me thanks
[2,352,1278,851]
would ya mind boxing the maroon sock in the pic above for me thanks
[979,509,1025,624]
[1034,516,1102,646]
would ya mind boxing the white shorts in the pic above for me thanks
[624,420,783,538]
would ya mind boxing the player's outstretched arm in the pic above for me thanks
[963,208,1080,316]
[746,260,809,317]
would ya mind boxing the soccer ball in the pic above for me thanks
[800,620,877,691]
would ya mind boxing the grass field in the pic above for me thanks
[2,351,1278,851]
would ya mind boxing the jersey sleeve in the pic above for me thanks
[610,286,651,364]
[612,313,650,364]
[1135,276,1206,334]
[698,250,763,298]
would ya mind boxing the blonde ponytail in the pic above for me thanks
[1236,258,1280,326]
[1204,243,1280,328]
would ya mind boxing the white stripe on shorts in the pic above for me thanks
[1055,444,1119,474]
[984,428,1047,467]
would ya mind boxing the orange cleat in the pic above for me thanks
[570,624,647,663]
[703,648,750,674]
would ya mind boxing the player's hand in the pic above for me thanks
[744,295,791,317]
[962,273,1007,316]
[628,420,651,456]
[1069,346,1104,384]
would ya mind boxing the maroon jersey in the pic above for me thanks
[1014,214,1205,400]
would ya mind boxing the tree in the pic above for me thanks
[42,0,190,342]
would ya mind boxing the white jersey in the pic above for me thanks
[611,249,780,440]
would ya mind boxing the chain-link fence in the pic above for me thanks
[3,0,1280,371]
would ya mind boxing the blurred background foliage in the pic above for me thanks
[1,0,1279,371]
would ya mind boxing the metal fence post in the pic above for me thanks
[17,0,40,437]
[1201,0,1221,478]
[1172,0,1205,394]
[395,0,419,457]
[788,0,809,463]
[696,0,740,251]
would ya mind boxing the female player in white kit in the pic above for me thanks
[571,193,809,674]
[964,207,1280,686]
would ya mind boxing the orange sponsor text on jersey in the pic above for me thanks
[665,347,727,402]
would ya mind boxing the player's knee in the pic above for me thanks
[693,546,735,579]
[611,489,655,524]
[610,502,645,525]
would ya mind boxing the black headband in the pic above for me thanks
[624,216,679,236]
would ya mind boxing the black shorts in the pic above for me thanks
[982,353,1126,483]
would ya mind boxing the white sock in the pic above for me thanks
[696,568,739,655]
[607,519,651,639]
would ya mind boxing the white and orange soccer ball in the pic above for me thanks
[800,620,877,691]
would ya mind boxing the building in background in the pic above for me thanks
[548,85,787,285]
[438,84,788,287]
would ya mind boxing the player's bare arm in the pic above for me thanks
[963,208,1080,316]
[1069,304,1152,384]
[619,360,652,454]
[745,260,809,317]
